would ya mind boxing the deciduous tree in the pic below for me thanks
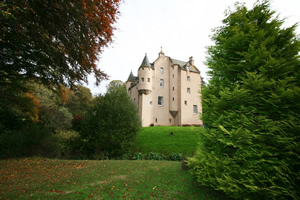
[80,83,141,157]
[0,0,120,88]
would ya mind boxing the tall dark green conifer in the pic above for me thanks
[188,1,299,199]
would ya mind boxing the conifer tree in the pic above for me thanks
[188,1,300,199]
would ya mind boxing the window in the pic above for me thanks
[147,78,150,82]
[173,87,174,91]
[155,118,158,123]
[160,67,164,74]
[142,67,144,70]
[187,88,190,94]
[193,105,198,114]
[141,77,144,82]
[184,101,187,105]
[150,101,152,105]
[172,97,174,101]
[160,79,164,87]
[169,119,172,123]
[187,76,190,82]
[158,96,163,106]
[172,74,174,78]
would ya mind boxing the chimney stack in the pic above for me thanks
[189,56,194,66]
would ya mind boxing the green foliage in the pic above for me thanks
[189,1,300,199]
[80,84,141,157]
[0,124,52,158]
[65,85,93,116]
[168,153,184,161]
[39,106,73,133]
[54,130,82,159]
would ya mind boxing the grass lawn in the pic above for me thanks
[0,158,228,200]
[132,126,203,156]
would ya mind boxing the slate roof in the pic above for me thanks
[139,54,152,68]
[170,58,200,73]
[126,71,136,82]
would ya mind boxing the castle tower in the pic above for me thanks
[138,54,152,95]
[137,53,154,126]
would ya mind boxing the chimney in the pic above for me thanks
[189,56,194,66]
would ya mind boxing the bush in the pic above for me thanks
[0,124,52,158]
[145,152,166,161]
[54,130,82,159]
[80,84,141,158]
[168,153,184,161]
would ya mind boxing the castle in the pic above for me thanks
[126,49,202,127]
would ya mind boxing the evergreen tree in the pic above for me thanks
[188,1,300,199]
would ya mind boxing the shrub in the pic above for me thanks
[54,130,82,159]
[0,124,52,158]
[168,153,183,161]
[145,152,166,161]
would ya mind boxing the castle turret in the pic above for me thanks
[126,71,136,92]
[138,54,153,95]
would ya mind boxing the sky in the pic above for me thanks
[86,0,300,95]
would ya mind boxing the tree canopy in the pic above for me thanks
[188,1,300,199]
[80,83,141,157]
[0,0,120,88]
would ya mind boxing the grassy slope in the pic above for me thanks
[0,158,227,200]
[132,126,204,156]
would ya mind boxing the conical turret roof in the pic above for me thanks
[126,71,135,82]
[140,54,151,68]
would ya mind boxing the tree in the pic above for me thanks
[32,83,73,132]
[65,85,93,116]
[80,83,141,157]
[0,0,120,88]
[106,80,125,93]
[188,1,300,199]
[1,1,120,129]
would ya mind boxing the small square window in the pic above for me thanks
[147,78,150,82]
[193,105,198,114]
[160,79,164,87]
[184,101,187,105]
[187,88,190,94]
[158,96,163,106]
[141,77,144,82]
